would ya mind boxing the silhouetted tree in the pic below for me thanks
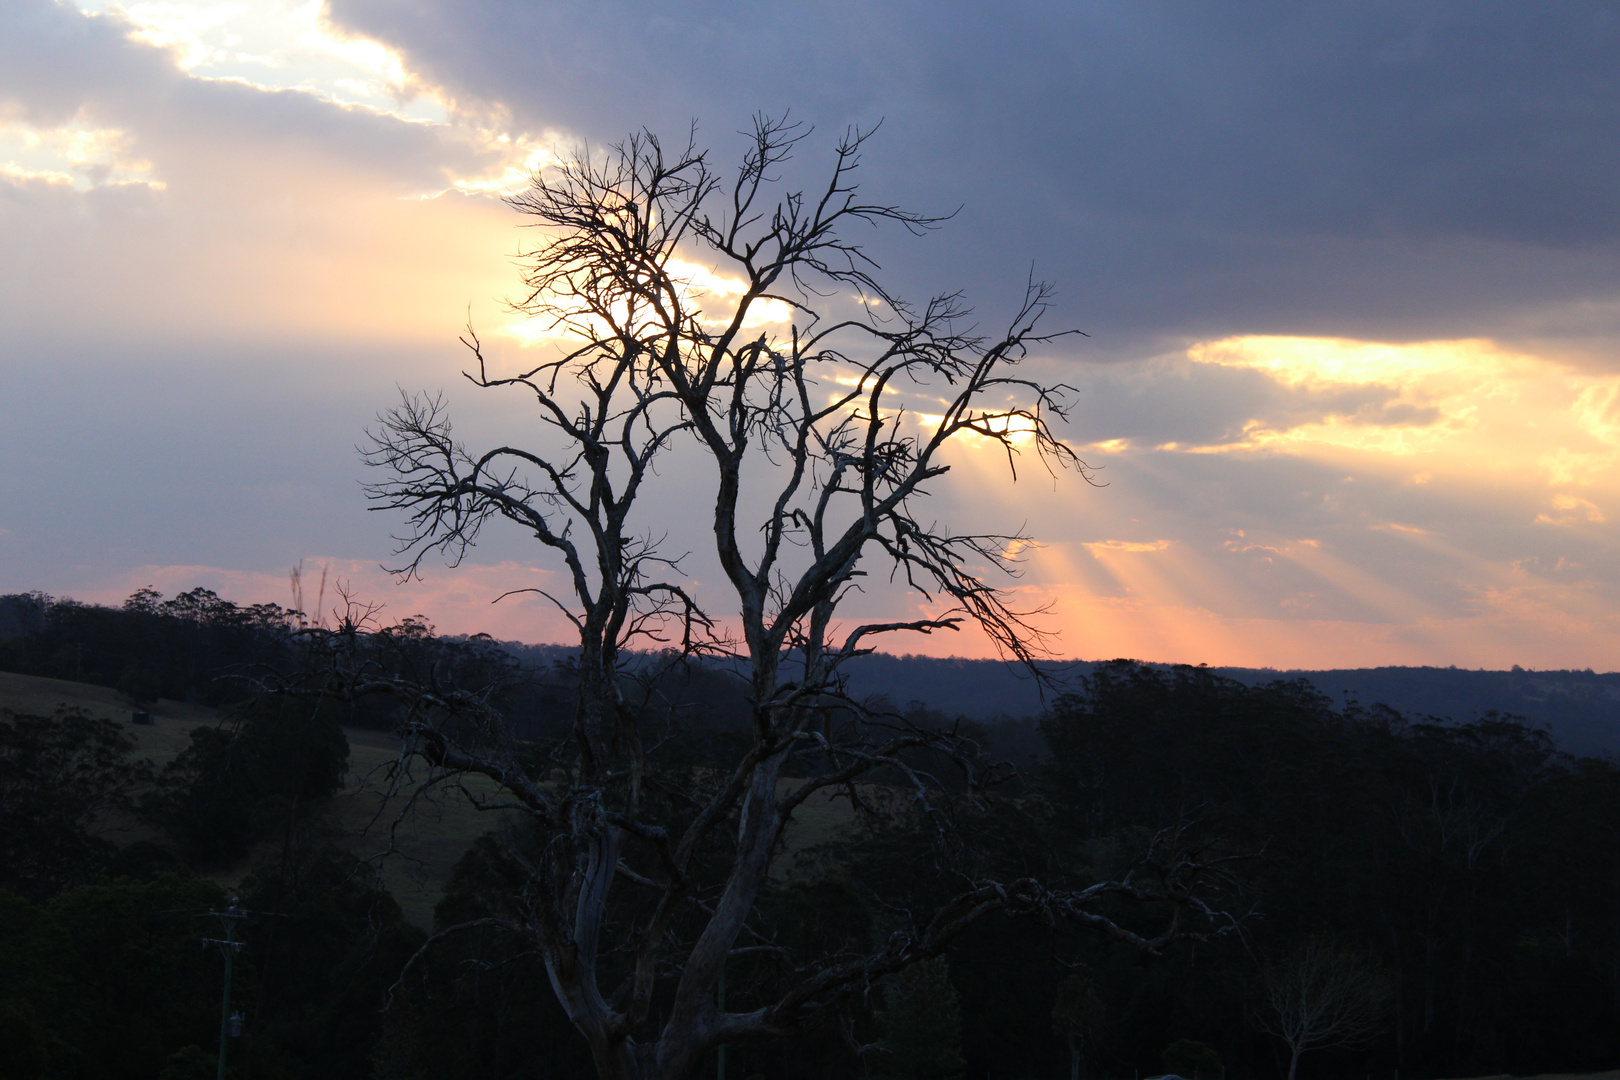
[324,118,1235,1080]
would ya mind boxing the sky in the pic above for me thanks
[3,0,1620,670]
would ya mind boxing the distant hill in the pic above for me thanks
[1217,664,1620,758]
[492,643,1620,756]
[10,583,1613,757]
[824,654,1620,758]
[493,642,1620,756]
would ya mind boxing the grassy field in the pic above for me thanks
[334,724,520,926]
[0,670,214,763]
[0,672,502,925]
[1,672,866,927]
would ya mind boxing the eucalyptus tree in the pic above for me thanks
[358,117,1232,1080]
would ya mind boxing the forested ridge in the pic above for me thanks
[1,588,1617,1079]
[791,654,1620,759]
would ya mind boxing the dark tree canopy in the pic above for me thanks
[0,707,151,900]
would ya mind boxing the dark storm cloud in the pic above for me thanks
[325,0,1620,351]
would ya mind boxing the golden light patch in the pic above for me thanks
[1537,494,1605,526]
[905,409,1040,447]
[999,538,1036,560]
[1082,539,1171,554]
[0,117,164,191]
[1180,336,1620,494]
[666,260,795,326]
[1192,335,1528,389]
[117,1,244,71]
[0,162,76,187]
[497,257,793,347]
[442,137,557,197]
[1221,532,1280,555]
[1573,381,1620,445]
[1553,494,1602,514]
[90,0,593,209]
[303,5,417,92]
[75,0,455,124]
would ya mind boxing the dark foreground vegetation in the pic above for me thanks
[1,587,1618,1080]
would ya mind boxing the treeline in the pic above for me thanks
[0,589,554,731]
[0,588,300,707]
[1031,664,1620,1079]
[832,654,1620,758]
[2,591,1618,1079]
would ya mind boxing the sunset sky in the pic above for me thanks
[4,1,1620,670]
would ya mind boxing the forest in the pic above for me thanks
[1,587,1617,1080]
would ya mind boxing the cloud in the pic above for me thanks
[906,331,1620,665]
[1082,539,1172,555]
[1050,355,1431,450]
[5,0,1620,671]
[321,0,1620,352]
[0,1,549,346]
[0,1,506,194]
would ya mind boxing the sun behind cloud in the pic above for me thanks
[961,335,1620,669]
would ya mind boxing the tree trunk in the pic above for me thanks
[1421,934,1436,1034]
[1387,924,1405,1070]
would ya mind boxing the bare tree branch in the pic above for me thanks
[334,117,1222,1080]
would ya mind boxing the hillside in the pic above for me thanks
[0,672,859,927]
[0,672,493,926]
[807,653,1620,756]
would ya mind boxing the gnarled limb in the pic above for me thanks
[337,117,1227,1080]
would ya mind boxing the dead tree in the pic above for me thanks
[1253,938,1390,1080]
[350,116,1235,1080]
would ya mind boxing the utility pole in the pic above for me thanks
[203,898,246,1080]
